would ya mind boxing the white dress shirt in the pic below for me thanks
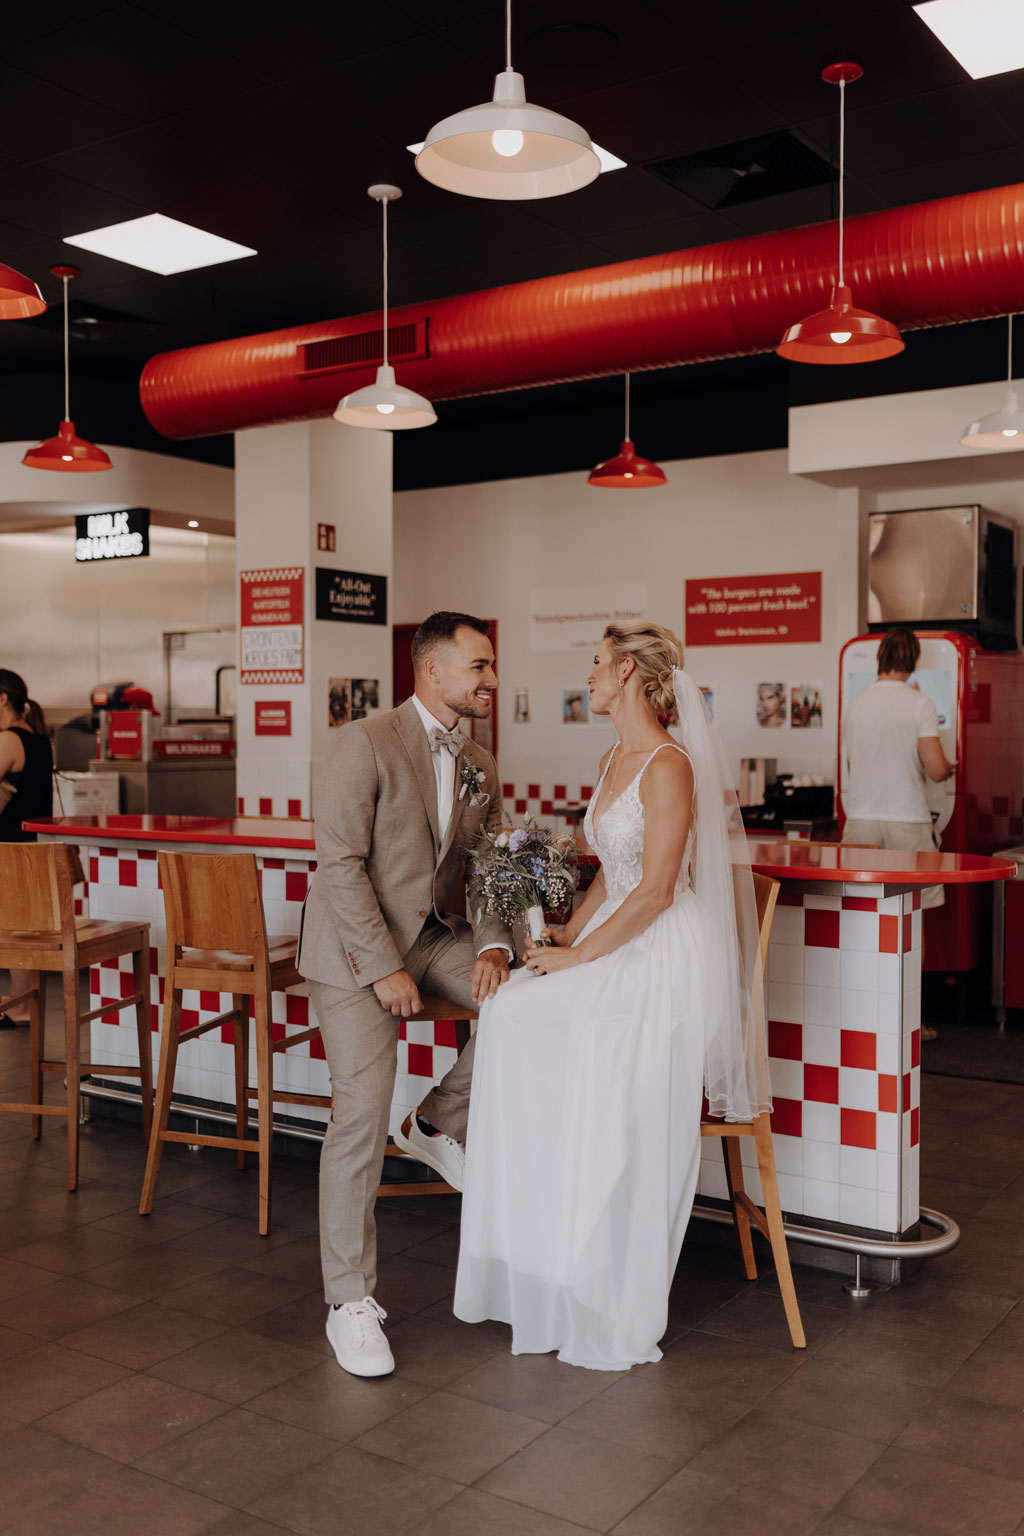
[411,692,460,843]
[410,693,510,961]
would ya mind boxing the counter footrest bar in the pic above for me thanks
[691,1201,960,1260]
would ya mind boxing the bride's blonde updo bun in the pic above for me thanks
[603,622,684,716]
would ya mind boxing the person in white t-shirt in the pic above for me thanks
[842,626,956,850]
[842,626,956,1034]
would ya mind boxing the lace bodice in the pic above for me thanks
[583,743,694,906]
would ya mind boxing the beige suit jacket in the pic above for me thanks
[298,696,510,990]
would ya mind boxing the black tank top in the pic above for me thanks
[0,726,53,841]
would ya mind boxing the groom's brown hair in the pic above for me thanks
[412,611,490,670]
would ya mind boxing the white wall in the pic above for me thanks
[394,448,858,793]
[0,525,235,711]
[0,443,233,528]
[233,419,393,818]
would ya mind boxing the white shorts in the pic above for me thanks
[842,819,944,909]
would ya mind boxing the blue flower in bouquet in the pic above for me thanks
[467,813,579,941]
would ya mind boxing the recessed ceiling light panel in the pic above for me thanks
[64,214,256,276]
[913,0,1024,79]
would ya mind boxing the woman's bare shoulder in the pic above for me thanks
[643,742,694,792]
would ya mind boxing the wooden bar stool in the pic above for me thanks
[139,849,328,1235]
[700,872,807,1349]
[0,841,152,1191]
[379,995,475,1197]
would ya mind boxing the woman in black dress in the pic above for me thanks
[0,670,53,1023]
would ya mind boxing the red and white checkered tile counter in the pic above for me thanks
[29,817,1013,1244]
[36,830,459,1141]
[697,886,925,1235]
[731,843,1016,1238]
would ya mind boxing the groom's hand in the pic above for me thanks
[471,947,510,1004]
[373,969,423,1018]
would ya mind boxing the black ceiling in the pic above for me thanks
[3,0,1024,488]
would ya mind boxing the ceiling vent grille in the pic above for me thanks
[300,320,429,377]
[648,131,833,210]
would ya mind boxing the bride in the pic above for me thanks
[453,621,770,1371]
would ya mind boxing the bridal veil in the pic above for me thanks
[672,668,772,1123]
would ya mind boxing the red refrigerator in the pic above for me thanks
[838,632,1024,985]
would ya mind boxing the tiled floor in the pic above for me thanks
[2,1028,1024,1536]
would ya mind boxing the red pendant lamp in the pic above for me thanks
[588,373,666,488]
[23,266,112,472]
[777,64,903,365]
[0,261,45,320]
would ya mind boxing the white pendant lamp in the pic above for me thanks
[960,314,1024,449]
[415,0,600,200]
[334,186,436,431]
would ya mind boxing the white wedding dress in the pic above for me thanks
[453,742,706,1371]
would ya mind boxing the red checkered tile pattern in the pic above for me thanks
[78,839,459,1135]
[236,794,307,818]
[698,884,923,1235]
[502,782,593,822]
[72,809,927,1239]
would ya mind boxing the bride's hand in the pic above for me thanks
[539,924,573,947]
[524,941,582,975]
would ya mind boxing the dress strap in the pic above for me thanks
[635,741,697,802]
[637,740,687,780]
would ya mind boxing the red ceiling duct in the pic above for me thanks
[140,183,1024,441]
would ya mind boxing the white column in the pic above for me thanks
[234,420,393,817]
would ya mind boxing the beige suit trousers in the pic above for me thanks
[309,918,478,1304]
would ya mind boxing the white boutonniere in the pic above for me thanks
[460,760,489,808]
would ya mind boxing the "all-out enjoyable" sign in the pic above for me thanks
[315,567,387,625]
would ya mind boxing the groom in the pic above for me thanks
[299,611,512,1378]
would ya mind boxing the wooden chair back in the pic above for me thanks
[751,871,780,968]
[158,850,268,960]
[0,842,73,940]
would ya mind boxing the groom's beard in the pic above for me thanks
[443,687,493,720]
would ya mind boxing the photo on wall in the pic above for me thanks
[562,689,590,724]
[328,676,380,728]
[790,684,823,729]
[756,681,787,729]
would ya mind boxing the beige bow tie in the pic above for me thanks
[428,726,465,758]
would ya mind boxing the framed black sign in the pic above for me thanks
[75,507,150,562]
[315,567,387,625]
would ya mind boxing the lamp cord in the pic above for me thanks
[624,372,630,441]
[63,274,70,421]
[838,78,846,289]
[381,196,389,371]
[1008,312,1014,386]
[506,0,512,71]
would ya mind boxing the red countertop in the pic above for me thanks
[24,817,1016,885]
[25,814,316,852]
[747,841,1015,885]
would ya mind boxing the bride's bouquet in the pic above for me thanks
[468,814,578,947]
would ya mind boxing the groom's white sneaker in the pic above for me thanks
[394,1111,465,1192]
[326,1297,394,1377]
